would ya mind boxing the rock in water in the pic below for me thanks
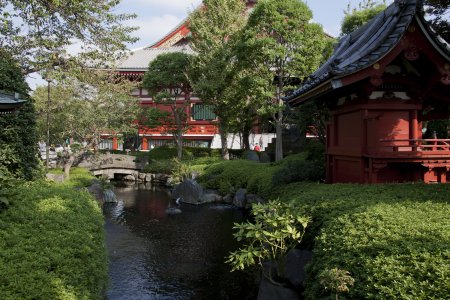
[165,207,182,215]
[172,179,204,205]
[103,189,118,203]
[233,188,247,208]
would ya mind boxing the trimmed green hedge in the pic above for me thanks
[198,153,319,198]
[0,169,108,299]
[275,183,450,299]
[148,146,221,161]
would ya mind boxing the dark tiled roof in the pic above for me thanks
[286,0,450,103]
[0,91,26,105]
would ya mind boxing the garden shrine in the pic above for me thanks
[287,0,450,184]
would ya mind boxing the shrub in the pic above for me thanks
[272,152,325,186]
[142,159,176,174]
[0,171,107,299]
[199,160,276,196]
[275,183,450,299]
[226,201,310,281]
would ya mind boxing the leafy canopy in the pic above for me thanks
[0,50,41,180]
[33,69,140,149]
[0,0,138,73]
[341,0,387,35]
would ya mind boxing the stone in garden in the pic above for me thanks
[245,150,260,162]
[246,194,265,208]
[124,175,135,182]
[222,194,233,204]
[172,179,204,205]
[233,188,247,208]
[201,191,222,203]
[259,152,271,163]
[103,189,118,203]
[284,249,313,287]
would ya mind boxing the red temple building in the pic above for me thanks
[287,0,450,184]
[104,0,264,151]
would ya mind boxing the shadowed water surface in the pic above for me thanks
[103,184,253,300]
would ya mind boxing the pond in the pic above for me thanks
[103,183,255,299]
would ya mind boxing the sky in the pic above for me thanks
[116,0,394,49]
[27,0,394,89]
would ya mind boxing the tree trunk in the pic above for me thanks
[275,109,283,161]
[219,120,229,160]
[63,153,75,180]
[242,126,250,150]
[176,134,183,160]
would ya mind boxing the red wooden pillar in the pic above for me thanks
[142,137,148,151]
[112,137,118,151]
[410,109,418,151]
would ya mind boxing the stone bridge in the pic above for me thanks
[77,153,147,180]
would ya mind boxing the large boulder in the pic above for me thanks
[245,150,260,162]
[201,190,222,203]
[222,194,233,204]
[284,249,313,287]
[124,175,135,182]
[233,188,247,208]
[257,278,299,300]
[103,189,118,203]
[172,179,204,205]
[246,194,265,209]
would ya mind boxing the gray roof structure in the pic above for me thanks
[117,46,195,71]
[0,92,26,114]
[0,91,26,107]
[286,0,450,104]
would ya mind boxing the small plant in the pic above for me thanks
[98,175,113,191]
[226,200,310,283]
[319,268,355,300]
[170,158,194,183]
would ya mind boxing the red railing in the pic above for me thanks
[379,139,450,153]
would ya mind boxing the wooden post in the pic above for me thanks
[142,137,148,151]
[112,137,118,151]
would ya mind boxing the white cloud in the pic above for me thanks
[126,14,184,48]
[132,0,201,14]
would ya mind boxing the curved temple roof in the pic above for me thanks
[286,0,450,104]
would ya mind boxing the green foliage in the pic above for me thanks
[274,183,450,299]
[142,52,193,159]
[0,167,16,211]
[0,0,138,74]
[199,159,276,197]
[272,159,325,186]
[188,0,249,159]
[341,0,386,35]
[0,50,42,180]
[143,159,177,175]
[423,0,450,42]
[0,172,107,299]
[240,0,328,161]
[148,146,221,161]
[226,201,309,278]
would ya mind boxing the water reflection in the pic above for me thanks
[103,183,253,299]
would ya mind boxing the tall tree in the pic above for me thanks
[142,52,193,160]
[239,0,327,161]
[189,0,247,160]
[423,0,449,42]
[0,50,41,180]
[0,0,138,74]
[341,0,387,35]
[33,69,140,178]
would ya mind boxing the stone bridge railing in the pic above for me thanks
[77,153,147,171]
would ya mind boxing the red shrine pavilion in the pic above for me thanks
[287,0,450,184]
[105,0,259,151]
